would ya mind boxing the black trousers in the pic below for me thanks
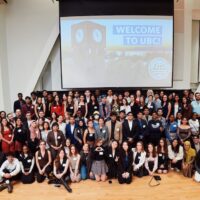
[36,165,52,183]
[171,160,182,170]
[133,166,144,178]
[118,173,132,184]
[2,169,20,182]
[21,171,35,184]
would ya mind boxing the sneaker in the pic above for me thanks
[0,184,7,192]
[54,184,61,187]
[175,168,180,172]
[7,183,13,193]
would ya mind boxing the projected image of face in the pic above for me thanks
[93,29,102,43]
[75,29,84,43]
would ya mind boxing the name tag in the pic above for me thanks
[54,106,57,109]
[78,105,81,108]
[99,152,103,155]
[159,154,162,156]
[58,136,61,139]
[143,125,146,128]
[89,133,93,137]
[138,156,141,159]
[73,157,77,161]
[109,154,112,157]
[103,130,106,133]
[38,157,41,160]
[94,106,97,109]
[63,163,66,167]
[37,107,41,110]
[70,106,73,109]
[27,159,32,163]
[116,128,120,132]
[173,125,177,127]
[8,134,12,138]
[77,130,80,133]
[18,129,22,133]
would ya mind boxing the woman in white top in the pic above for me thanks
[189,112,199,137]
[168,139,184,172]
[132,141,146,177]
[120,98,131,115]
[58,115,66,136]
[144,143,158,176]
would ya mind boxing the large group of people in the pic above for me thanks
[0,89,200,193]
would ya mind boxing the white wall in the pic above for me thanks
[1,0,200,113]
[2,0,59,112]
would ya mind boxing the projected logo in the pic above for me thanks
[148,58,171,80]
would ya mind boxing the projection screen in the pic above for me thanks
[60,15,173,88]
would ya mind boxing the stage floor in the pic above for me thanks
[0,172,199,200]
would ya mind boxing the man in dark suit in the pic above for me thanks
[13,93,26,113]
[47,122,66,159]
[135,111,148,146]
[122,112,139,147]
[65,116,78,145]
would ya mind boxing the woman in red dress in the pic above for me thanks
[0,118,15,153]
[51,95,63,117]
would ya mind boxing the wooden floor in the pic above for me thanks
[1,172,199,200]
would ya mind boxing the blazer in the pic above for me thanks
[132,148,146,171]
[106,120,122,144]
[118,150,133,174]
[99,102,111,119]
[142,115,152,124]
[47,130,65,148]
[135,118,148,140]
[95,125,109,147]
[65,123,78,144]
[122,119,139,141]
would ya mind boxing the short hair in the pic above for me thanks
[52,122,59,128]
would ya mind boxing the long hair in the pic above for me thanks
[171,139,180,154]
[157,138,168,155]
[69,144,78,157]
[54,148,67,170]
[146,143,157,158]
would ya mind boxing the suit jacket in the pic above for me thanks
[142,115,152,124]
[47,130,65,148]
[99,103,111,119]
[95,126,109,147]
[135,118,148,140]
[118,150,133,174]
[122,119,139,141]
[13,99,26,112]
[106,120,122,144]
[65,123,78,144]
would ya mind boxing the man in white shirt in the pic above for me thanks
[0,152,21,193]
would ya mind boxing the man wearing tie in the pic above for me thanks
[122,112,139,147]
[47,122,65,159]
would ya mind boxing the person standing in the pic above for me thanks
[47,122,66,159]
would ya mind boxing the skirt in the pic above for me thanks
[91,160,108,176]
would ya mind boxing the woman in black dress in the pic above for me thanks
[106,140,119,183]
[52,149,72,193]
[118,141,133,184]
[19,145,35,184]
[157,138,169,174]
